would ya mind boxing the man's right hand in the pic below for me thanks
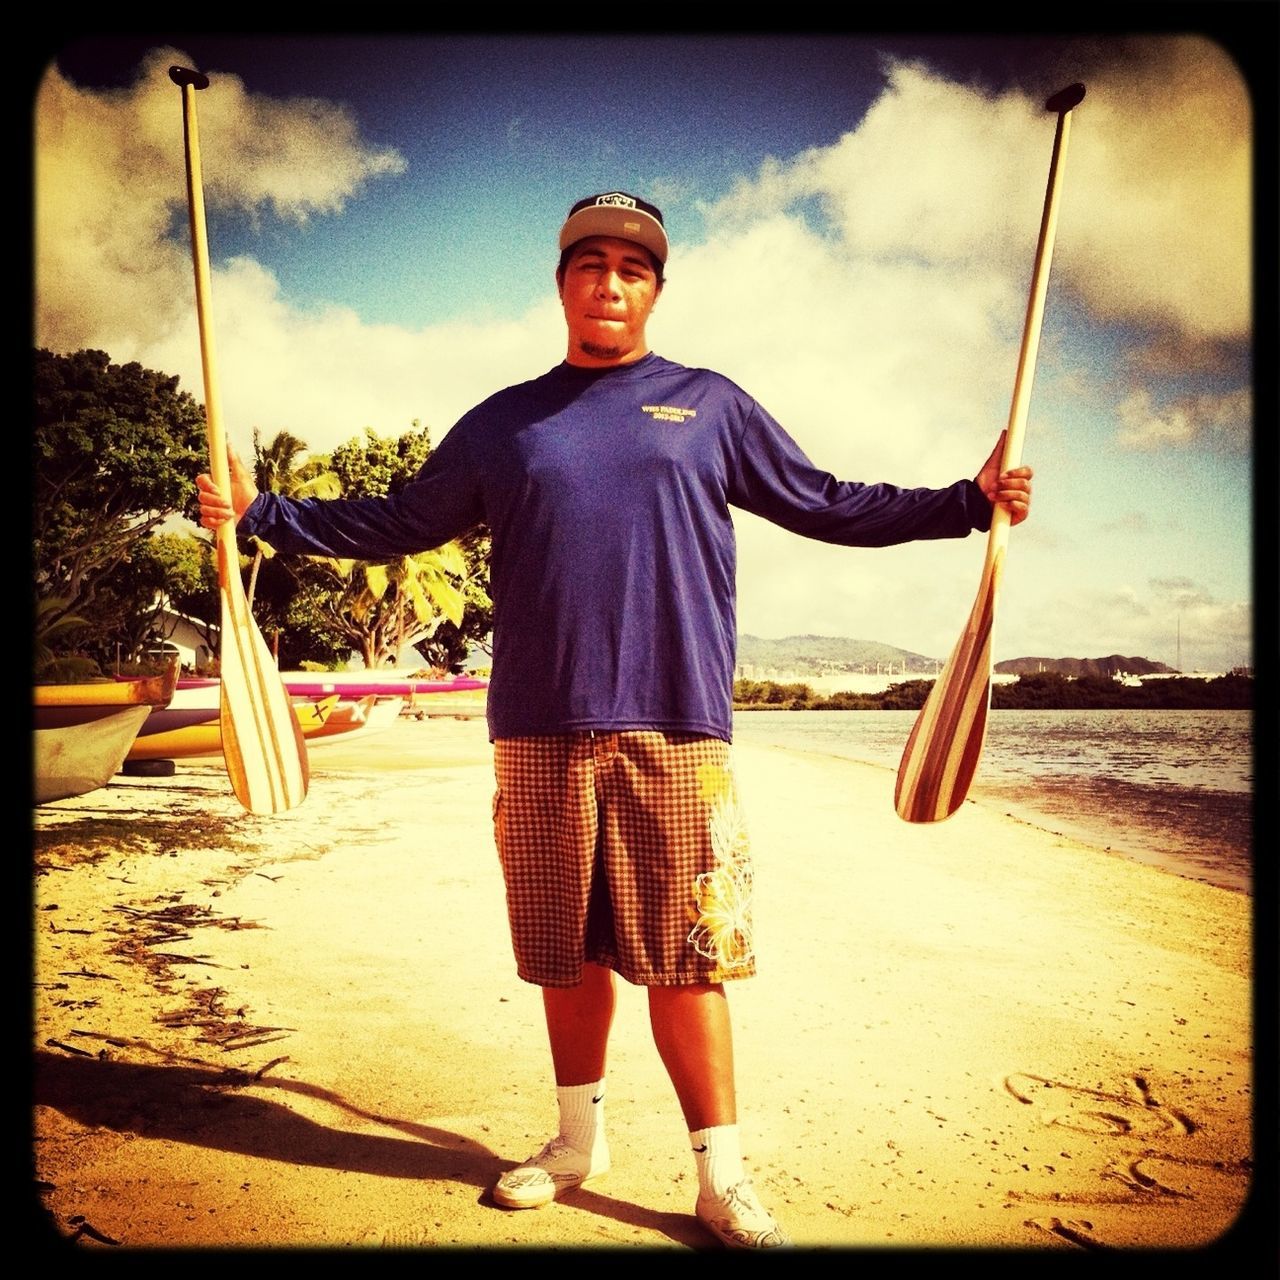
[196,447,259,530]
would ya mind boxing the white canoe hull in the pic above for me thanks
[34,705,153,803]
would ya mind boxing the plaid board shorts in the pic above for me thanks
[492,731,757,989]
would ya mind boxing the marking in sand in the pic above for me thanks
[1003,1072,1196,1139]
[1026,1216,1103,1249]
[1001,1070,1244,1247]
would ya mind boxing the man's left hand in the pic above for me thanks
[975,431,1033,526]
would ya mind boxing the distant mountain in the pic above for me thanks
[737,635,1174,680]
[736,634,938,674]
[994,654,1176,678]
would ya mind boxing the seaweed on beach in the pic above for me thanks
[37,860,292,1066]
[155,985,296,1051]
[104,901,261,988]
[33,824,169,868]
[111,900,265,934]
[33,813,265,878]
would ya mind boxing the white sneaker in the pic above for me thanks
[695,1178,791,1249]
[492,1135,609,1209]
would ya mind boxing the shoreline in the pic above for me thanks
[728,708,1252,897]
[32,718,1259,1252]
[757,740,1252,898]
[393,713,1249,896]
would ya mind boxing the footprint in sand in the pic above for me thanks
[1002,1072,1196,1139]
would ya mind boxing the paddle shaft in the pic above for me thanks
[172,66,309,814]
[894,85,1083,824]
[173,76,235,578]
[986,94,1077,593]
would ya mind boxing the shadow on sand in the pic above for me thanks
[32,1047,707,1250]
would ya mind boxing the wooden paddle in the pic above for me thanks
[170,66,309,814]
[894,83,1085,824]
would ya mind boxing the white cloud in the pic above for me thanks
[702,39,1251,358]
[1058,36,1251,347]
[1116,386,1253,452]
[1003,576,1251,673]
[132,256,562,458]
[34,47,405,357]
[704,64,1054,278]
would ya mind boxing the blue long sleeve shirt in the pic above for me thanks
[241,353,992,741]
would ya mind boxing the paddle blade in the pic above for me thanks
[217,578,309,815]
[894,571,996,823]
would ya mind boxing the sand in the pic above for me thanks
[30,713,1265,1255]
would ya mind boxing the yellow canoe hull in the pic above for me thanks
[127,695,337,761]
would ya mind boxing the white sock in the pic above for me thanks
[558,1080,605,1155]
[690,1124,746,1197]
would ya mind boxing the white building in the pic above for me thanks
[150,602,218,671]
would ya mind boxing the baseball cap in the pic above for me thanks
[558,192,668,265]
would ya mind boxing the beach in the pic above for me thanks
[31,713,1262,1254]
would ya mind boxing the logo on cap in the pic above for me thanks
[560,191,668,263]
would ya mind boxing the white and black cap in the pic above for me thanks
[558,191,668,265]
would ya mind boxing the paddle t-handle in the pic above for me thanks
[169,65,210,91]
[1045,82,1086,115]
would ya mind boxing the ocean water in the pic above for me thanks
[731,708,1254,896]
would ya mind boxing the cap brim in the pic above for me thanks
[559,207,668,264]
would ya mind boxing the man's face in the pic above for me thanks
[557,236,663,367]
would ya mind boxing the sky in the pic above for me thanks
[32,23,1271,675]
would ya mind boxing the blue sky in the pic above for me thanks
[34,27,1266,673]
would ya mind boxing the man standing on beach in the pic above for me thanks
[198,191,1032,1250]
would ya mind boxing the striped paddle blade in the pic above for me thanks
[894,546,1001,823]
[216,537,309,814]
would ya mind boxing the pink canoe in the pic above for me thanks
[177,672,487,699]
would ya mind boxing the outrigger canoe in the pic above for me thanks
[301,694,391,743]
[177,671,487,699]
[127,694,339,762]
[127,687,407,761]
[34,666,179,803]
[279,672,487,699]
[37,667,178,711]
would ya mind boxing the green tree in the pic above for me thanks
[40,531,219,673]
[293,544,467,670]
[877,679,933,710]
[33,348,208,659]
[273,423,491,670]
[147,532,221,664]
[409,526,494,672]
[33,597,93,679]
[326,423,432,498]
[76,533,197,666]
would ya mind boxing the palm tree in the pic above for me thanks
[246,428,341,615]
[240,422,483,669]
[306,544,470,671]
[253,428,310,497]
[34,595,92,680]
